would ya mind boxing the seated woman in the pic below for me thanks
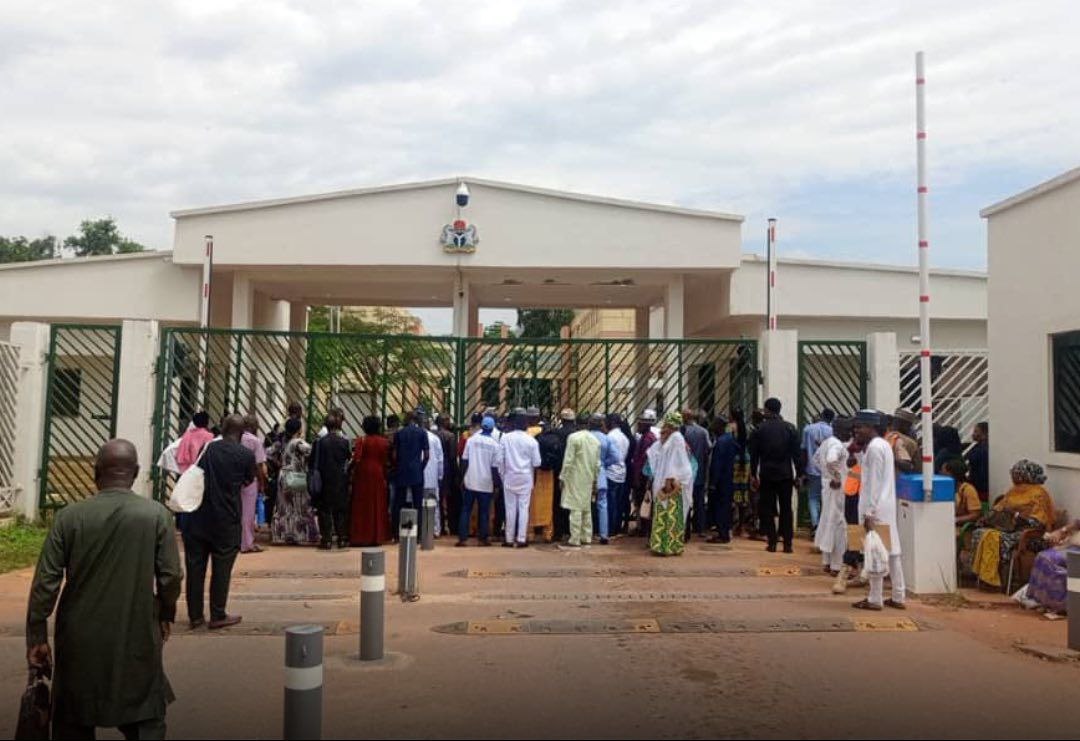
[965,459,1055,589]
[945,458,981,532]
[1026,520,1080,614]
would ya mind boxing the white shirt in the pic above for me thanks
[859,435,901,556]
[499,430,542,493]
[606,428,630,483]
[423,430,444,490]
[462,432,502,493]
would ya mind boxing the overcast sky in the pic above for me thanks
[3,1,1078,333]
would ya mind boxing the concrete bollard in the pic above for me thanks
[421,497,436,551]
[1069,550,1080,651]
[398,507,419,601]
[284,624,323,740]
[360,548,385,661]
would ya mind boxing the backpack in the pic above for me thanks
[537,431,564,471]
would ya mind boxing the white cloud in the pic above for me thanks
[0,0,1077,268]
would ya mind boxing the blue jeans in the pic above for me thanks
[596,487,610,539]
[807,475,822,529]
[607,481,627,535]
[459,489,492,542]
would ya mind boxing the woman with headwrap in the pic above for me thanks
[964,459,1055,589]
[645,411,695,556]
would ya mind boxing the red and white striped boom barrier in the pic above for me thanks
[916,52,935,502]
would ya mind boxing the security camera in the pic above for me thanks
[456,182,470,208]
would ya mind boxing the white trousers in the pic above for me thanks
[868,554,906,606]
[424,487,441,534]
[821,546,844,571]
[504,486,532,543]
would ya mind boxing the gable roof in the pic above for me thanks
[980,165,1080,218]
[170,176,743,222]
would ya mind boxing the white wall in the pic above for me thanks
[172,179,744,271]
[0,252,200,324]
[692,315,986,349]
[986,173,1080,517]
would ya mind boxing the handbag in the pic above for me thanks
[14,666,50,740]
[639,492,652,520]
[167,440,213,513]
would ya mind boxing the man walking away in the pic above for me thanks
[436,415,459,535]
[390,410,431,540]
[750,398,800,553]
[312,410,352,550]
[559,414,601,550]
[184,414,254,629]
[422,413,445,536]
[605,414,631,538]
[240,414,268,553]
[458,415,503,546]
[500,408,541,547]
[966,422,990,504]
[707,414,739,543]
[681,409,712,538]
[813,417,849,575]
[850,410,906,611]
[27,439,182,740]
[532,421,564,543]
[801,407,835,531]
[552,408,578,539]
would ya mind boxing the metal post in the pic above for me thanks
[284,624,323,741]
[398,507,419,601]
[360,548,385,661]
[766,219,778,331]
[421,496,436,551]
[1068,550,1080,651]
[915,52,935,502]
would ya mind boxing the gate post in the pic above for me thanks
[759,330,798,414]
[115,320,161,497]
[9,323,50,522]
[867,332,900,413]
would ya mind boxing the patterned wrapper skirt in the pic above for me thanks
[1027,547,1073,613]
[649,485,685,556]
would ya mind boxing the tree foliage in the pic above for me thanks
[516,308,574,338]
[0,235,58,264]
[63,218,146,257]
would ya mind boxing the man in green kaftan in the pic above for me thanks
[26,439,182,740]
[558,414,601,549]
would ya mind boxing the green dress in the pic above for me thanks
[650,487,686,556]
[27,489,183,728]
[559,430,600,511]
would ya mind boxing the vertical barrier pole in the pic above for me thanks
[284,624,323,740]
[422,497,436,551]
[398,507,419,601]
[360,548,385,661]
[916,51,935,502]
[1069,551,1080,651]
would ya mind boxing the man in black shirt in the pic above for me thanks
[312,410,352,550]
[749,397,800,553]
[966,421,990,503]
[184,414,255,629]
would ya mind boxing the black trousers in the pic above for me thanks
[710,484,734,538]
[843,493,863,567]
[758,478,794,546]
[687,481,708,535]
[318,506,349,545]
[182,534,238,623]
[53,715,166,740]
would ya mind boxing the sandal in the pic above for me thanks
[852,599,883,611]
[883,599,907,610]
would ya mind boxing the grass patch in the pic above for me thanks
[0,522,48,574]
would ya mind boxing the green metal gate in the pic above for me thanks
[152,329,758,501]
[39,324,122,509]
[797,340,867,428]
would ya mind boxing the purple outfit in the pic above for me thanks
[240,431,267,551]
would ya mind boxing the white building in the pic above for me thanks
[0,177,987,516]
[982,165,1080,516]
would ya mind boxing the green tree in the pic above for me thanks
[516,309,574,338]
[0,235,58,263]
[63,218,146,257]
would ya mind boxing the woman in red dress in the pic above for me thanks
[350,416,391,546]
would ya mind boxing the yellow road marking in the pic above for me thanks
[467,620,523,634]
[756,566,803,577]
[853,618,919,632]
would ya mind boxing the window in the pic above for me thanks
[1052,331,1080,453]
[53,369,82,417]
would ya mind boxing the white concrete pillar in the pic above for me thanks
[114,320,160,497]
[867,332,901,413]
[452,276,471,338]
[10,322,50,521]
[760,329,799,416]
[664,276,685,340]
[231,274,254,329]
[254,294,290,332]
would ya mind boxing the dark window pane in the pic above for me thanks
[54,368,82,418]
[1053,331,1080,453]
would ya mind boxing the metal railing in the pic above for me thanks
[0,340,19,514]
[797,340,868,427]
[899,349,988,450]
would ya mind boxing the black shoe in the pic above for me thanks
[516,541,529,548]
[317,542,332,551]
[783,544,794,554]
[336,541,350,551]
[599,537,610,545]
[501,541,515,548]
[455,540,468,548]
[479,539,492,547]
[766,543,777,553]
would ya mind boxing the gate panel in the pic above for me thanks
[0,341,19,513]
[899,350,988,451]
[797,341,866,428]
[39,324,122,509]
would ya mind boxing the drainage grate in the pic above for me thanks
[471,591,830,602]
[435,617,923,635]
[449,566,815,579]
